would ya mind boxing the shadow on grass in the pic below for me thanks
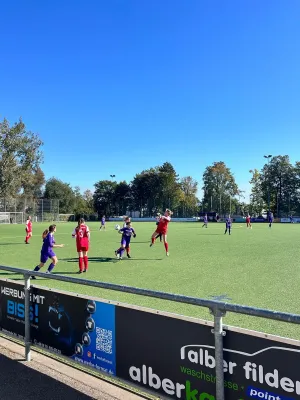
[62,257,115,263]
[0,243,27,246]
[62,257,163,263]
[198,233,226,235]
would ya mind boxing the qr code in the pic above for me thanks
[96,327,113,354]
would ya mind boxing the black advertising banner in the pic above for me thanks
[0,280,116,374]
[1,278,300,400]
[115,306,300,400]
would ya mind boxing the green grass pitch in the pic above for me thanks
[0,221,300,340]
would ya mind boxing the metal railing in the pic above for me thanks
[1,264,300,400]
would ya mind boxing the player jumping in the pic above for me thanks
[150,209,172,256]
[31,225,64,278]
[72,218,90,273]
[25,216,32,244]
[154,213,163,242]
[115,221,136,259]
[224,215,232,235]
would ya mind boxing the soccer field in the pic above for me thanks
[0,221,300,340]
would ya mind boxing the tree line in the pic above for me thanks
[1,118,300,218]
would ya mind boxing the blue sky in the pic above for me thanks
[1,0,300,200]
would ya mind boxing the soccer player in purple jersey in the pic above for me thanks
[31,225,64,279]
[202,214,208,228]
[115,222,136,259]
[224,215,232,235]
[268,212,274,228]
[99,215,106,230]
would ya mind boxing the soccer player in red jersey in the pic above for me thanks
[25,216,32,244]
[72,218,90,274]
[246,214,252,229]
[150,209,172,256]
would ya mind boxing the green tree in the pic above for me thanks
[73,187,95,217]
[179,176,199,217]
[131,163,181,216]
[22,167,45,198]
[44,178,75,213]
[157,162,181,211]
[83,189,94,212]
[0,118,43,198]
[260,155,297,217]
[202,161,239,214]
[249,169,264,216]
[93,180,117,216]
[114,181,132,216]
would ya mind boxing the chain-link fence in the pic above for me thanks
[0,198,60,222]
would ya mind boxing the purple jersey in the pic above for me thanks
[120,226,135,238]
[204,216,208,223]
[225,218,232,227]
[40,233,55,263]
[101,217,106,225]
[41,233,55,253]
[269,213,274,222]
[120,226,135,245]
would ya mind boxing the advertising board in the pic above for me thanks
[1,279,300,399]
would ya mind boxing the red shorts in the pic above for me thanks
[26,229,32,234]
[156,229,167,235]
[77,245,89,253]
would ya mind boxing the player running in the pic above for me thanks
[72,218,90,274]
[150,209,172,256]
[115,221,136,259]
[31,225,64,278]
[99,215,106,230]
[202,214,208,228]
[224,215,232,235]
[246,214,252,229]
[25,216,32,244]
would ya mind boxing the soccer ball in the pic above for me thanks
[115,224,120,231]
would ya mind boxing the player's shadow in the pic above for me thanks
[0,243,26,245]
[62,257,115,263]
[199,233,225,235]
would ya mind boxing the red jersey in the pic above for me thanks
[246,216,250,223]
[73,224,90,251]
[26,220,32,233]
[156,215,171,233]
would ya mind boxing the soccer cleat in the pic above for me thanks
[115,250,118,257]
[83,269,86,273]
[45,270,50,274]
[166,252,169,256]
[119,257,122,260]
[150,243,153,247]
[127,254,131,258]
[116,253,120,260]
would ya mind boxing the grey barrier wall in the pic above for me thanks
[0,265,300,400]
